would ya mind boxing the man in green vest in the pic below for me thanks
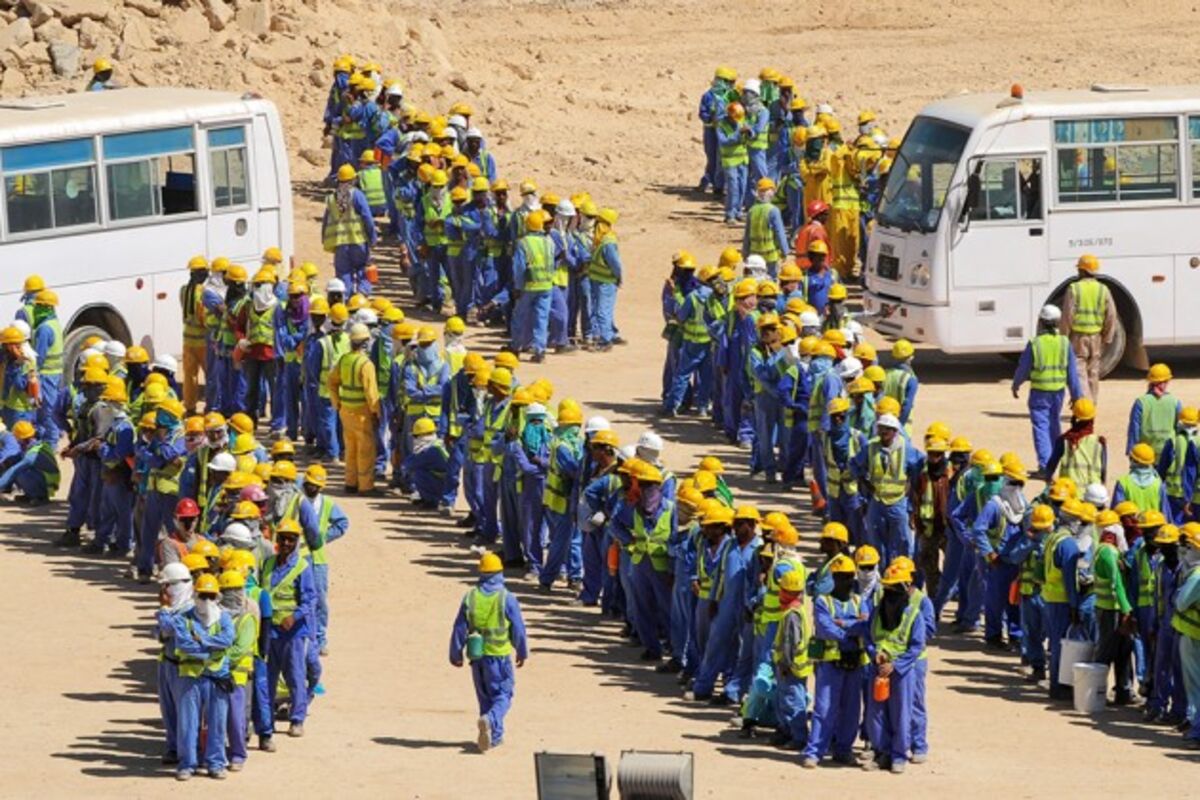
[356,149,387,216]
[240,268,279,429]
[1093,510,1135,704]
[742,177,790,278]
[539,400,584,592]
[587,208,624,351]
[1128,362,1181,462]
[179,256,209,414]
[512,208,556,362]
[30,289,64,445]
[418,168,452,310]
[851,413,925,565]
[263,518,317,742]
[1158,406,1200,525]
[218,568,257,771]
[1012,304,1084,474]
[296,464,349,656]
[322,164,377,297]
[1172,524,1200,747]
[450,552,528,752]
[626,462,676,662]
[1047,397,1107,490]
[716,101,750,223]
[0,419,59,503]
[771,567,813,750]
[1112,442,1169,515]
[1059,253,1116,400]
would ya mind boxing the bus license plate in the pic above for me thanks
[877,253,900,280]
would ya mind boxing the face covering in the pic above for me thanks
[639,483,664,514]
[220,588,244,613]
[413,432,437,454]
[1103,526,1128,554]
[859,123,873,135]
[832,573,855,599]
[783,341,800,367]
[165,580,194,613]
[927,457,947,478]
[195,597,221,627]
[1129,465,1158,487]
[856,568,877,592]
[416,342,439,368]
[1161,544,1180,569]
[880,587,907,628]
[805,139,825,160]
[522,194,538,211]
[998,482,1029,523]
[980,476,1004,503]
[522,420,551,454]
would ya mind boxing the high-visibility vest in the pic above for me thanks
[1029,333,1070,392]
[883,367,913,408]
[1042,529,1071,603]
[230,609,259,686]
[1170,565,1200,639]
[174,616,229,678]
[717,120,748,167]
[28,442,60,495]
[772,604,813,679]
[542,433,581,514]
[483,399,510,466]
[587,232,620,285]
[247,303,274,347]
[318,333,349,400]
[1135,544,1156,608]
[358,165,386,208]
[757,556,805,630]
[1137,393,1178,458]
[1093,542,1125,611]
[336,351,370,408]
[181,283,206,346]
[681,292,711,344]
[807,370,830,434]
[867,439,907,505]
[405,365,442,419]
[322,194,368,251]
[631,501,674,572]
[519,234,554,292]
[1166,433,1200,500]
[262,555,309,625]
[422,192,451,246]
[483,207,504,257]
[3,360,36,412]
[748,202,781,263]
[696,537,720,594]
[825,433,861,499]
[747,107,769,151]
[830,145,859,210]
[1116,473,1162,514]
[1069,278,1107,335]
[871,588,925,659]
[306,495,337,566]
[465,587,514,657]
[1018,539,1044,596]
[36,317,63,376]
[1059,434,1103,489]
[812,594,867,662]
[149,432,184,494]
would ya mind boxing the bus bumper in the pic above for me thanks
[861,291,952,345]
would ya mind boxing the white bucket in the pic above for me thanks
[1058,638,1095,686]
[1072,663,1108,713]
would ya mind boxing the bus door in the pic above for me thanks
[203,124,260,263]
[952,155,1048,290]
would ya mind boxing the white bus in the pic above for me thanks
[0,87,293,366]
[862,84,1200,376]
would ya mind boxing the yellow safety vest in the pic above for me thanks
[867,439,907,505]
[519,234,555,292]
[336,351,370,408]
[1069,278,1106,335]
[1029,333,1069,392]
[465,587,514,657]
[747,202,781,263]
[323,194,368,251]
[1059,433,1103,489]
[772,604,813,679]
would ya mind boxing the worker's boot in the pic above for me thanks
[808,480,827,515]
[56,528,81,548]
[258,735,276,752]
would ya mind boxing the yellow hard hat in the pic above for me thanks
[195,574,220,595]
[892,339,914,360]
[848,376,874,395]
[779,262,804,282]
[347,293,368,312]
[270,460,297,482]
[1147,363,1173,384]
[699,455,725,474]
[412,417,437,437]
[774,524,800,547]
[450,186,469,203]
[23,274,46,293]
[417,325,438,345]
[1030,504,1056,531]
[597,207,618,227]
[880,563,913,586]
[761,510,790,531]
[756,177,776,192]
[677,486,705,511]
[218,570,246,590]
[823,329,846,347]
[734,278,759,299]
[1076,254,1100,272]
[854,545,880,567]
[949,436,973,454]
[494,351,519,370]
[982,460,1004,478]
[1181,407,1200,428]
[230,500,261,521]
[12,420,35,440]
[226,265,248,283]
[430,169,449,187]
[590,429,619,449]
[806,239,829,256]
[488,366,513,391]
[0,326,24,345]
[210,257,230,274]
[229,433,257,456]
[829,554,856,575]
[330,303,349,324]
[876,396,901,417]
[1137,509,1167,529]
[778,570,805,593]
[714,65,737,81]
[190,538,219,558]
[337,164,357,182]
[557,399,583,426]
[926,437,950,454]
[701,505,735,527]
[262,246,284,264]
[309,296,331,316]
[692,469,717,493]
[181,553,209,573]
[304,464,328,488]
[276,518,302,537]
[1072,398,1096,421]
[100,376,128,403]
[718,246,741,268]
[479,552,503,573]
[827,396,851,415]
[1130,442,1156,466]
[821,521,849,542]
[525,209,547,232]
[228,412,253,435]
[852,341,877,362]
[1155,524,1182,545]
[863,365,886,385]
[124,345,149,364]
[157,398,185,420]
[756,312,780,331]
[34,288,58,306]
[1048,477,1078,502]
[445,316,467,335]
[93,58,113,74]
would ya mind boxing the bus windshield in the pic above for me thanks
[877,116,970,232]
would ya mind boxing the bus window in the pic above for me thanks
[103,126,198,221]
[1055,116,1178,203]
[1,138,98,234]
[208,126,249,209]
[877,116,969,232]
[968,158,1043,222]
[1189,117,1200,197]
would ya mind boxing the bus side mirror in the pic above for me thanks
[960,170,981,225]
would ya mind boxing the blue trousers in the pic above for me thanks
[539,509,577,588]
[956,540,985,628]
[499,476,521,563]
[205,344,220,411]
[661,335,680,407]
[448,250,474,317]
[828,492,864,546]
[313,562,330,648]
[518,290,552,354]
[95,479,134,552]
[1150,626,1186,718]
[252,656,272,736]
[519,476,546,574]
[1135,604,1156,685]
[866,664,914,766]
[1045,601,1072,693]
[175,676,228,773]
[807,432,827,500]
[670,562,699,671]
[730,619,757,702]
[139,491,176,576]
[746,148,769,208]
[421,246,446,308]
[933,528,965,617]
[1168,495,1189,525]
[481,469,501,543]
[868,500,912,565]
[701,126,721,189]
[803,662,863,760]
[568,274,591,341]
[549,285,569,348]
[579,528,605,604]
[632,560,672,658]
[464,459,487,528]
[588,282,618,345]
[226,683,248,766]
[617,550,638,634]
[1020,593,1047,670]
[472,655,515,746]
[665,341,711,412]
[753,393,780,477]
[66,455,101,530]
[1028,390,1064,471]
[271,360,303,438]
[268,633,309,723]
[983,559,1022,641]
[722,164,747,221]
[442,436,467,508]
[37,376,60,445]
[158,660,180,756]
[315,397,341,459]
[783,422,808,484]
[774,671,809,746]
[1179,636,1200,741]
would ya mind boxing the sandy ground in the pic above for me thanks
[5,1,1200,797]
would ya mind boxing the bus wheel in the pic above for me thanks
[63,324,111,377]
[1097,310,1127,379]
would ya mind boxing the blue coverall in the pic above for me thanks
[865,593,927,769]
[265,549,317,725]
[297,494,349,650]
[1011,340,1084,470]
[539,430,583,589]
[970,497,1026,643]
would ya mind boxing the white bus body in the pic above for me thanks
[0,88,293,364]
[863,85,1200,374]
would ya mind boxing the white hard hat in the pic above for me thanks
[876,413,901,430]
[410,131,431,144]
[526,402,547,417]
[152,354,177,374]
[221,522,255,548]
[845,320,864,340]
[158,562,192,584]
[353,308,378,326]
[637,431,664,453]
[103,340,126,358]
[798,311,820,329]
[836,356,863,380]
[11,320,30,339]
[81,346,101,362]
[326,277,346,293]
[1039,304,1062,324]
[466,127,483,139]
[209,452,237,473]
[447,114,467,129]
[743,78,762,95]
[1083,483,1109,507]
[556,199,576,217]
[745,254,767,271]
[584,415,611,435]
[386,84,404,97]
[817,102,834,115]
[873,130,889,147]
[618,444,637,461]
[349,322,371,342]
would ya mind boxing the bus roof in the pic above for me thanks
[921,85,1200,129]
[0,88,273,147]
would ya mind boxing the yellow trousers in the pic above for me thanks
[339,406,377,492]
[829,207,859,280]
[182,343,206,413]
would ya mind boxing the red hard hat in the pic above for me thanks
[239,485,268,504]
[174,498,201,518]
[806,200,830,218]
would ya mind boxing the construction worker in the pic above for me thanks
[539,400,584,592]
[663,262,715,418]
[1159,407,1200,524]
[802,553,867,767]
[322,164,377,297]
[800,124,832,217]
[402,326,449,462]
[699,66,736,193]
[270,279,309,440]
[1,325,39,430]
[587,208,623,352]
[295,464,348,656]
[1004,504,1056,682]
[1144,524,1185,724]
[579,425,620,606]
[0,419,58,504]
[329,323,381,493]
[179,256,208,414]
[1058,254,1116,400]
[852,414,924,564]
[805,339,840,514]
[1112,443,1169,514]
[740,80,772,208]
[86,57,117,91]
[1046,398,1107,490]
[1093,509,1135,704]
[1043,498,1091,700]
[1012,305,1084,473]
[912,437,952,600]
[742,179,790,278]
[216,265,249,415]
[1128,363,1181,461]
[449,552,529,752]
[969,457,1029,649]
[749,314,786,483]
[201,258,229,412]
[29,290,63,445]
[262,518,315,741]
[512,209,556,361]
[716,102,749,222]
[404,416,451,509]
[619,462,674,662]
[419,168,452,310]
[864,563,927,774]
[770,568,812,750]
[312,300,349,460]
[85,378,135,554]
[827,120,860,280]
[357,149,388,216]
[239,267,278,428]
[883,340,919,429]
[1172,524,1200,747]
[217,567,257,772]
[323,56,355,175]
[139,399,187,582]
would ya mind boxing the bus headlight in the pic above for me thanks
[909,262,930,288]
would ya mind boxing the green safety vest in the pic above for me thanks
[631,501,674,572]
[717,120,748,167]
[1116,473,1162,514]
[465,587,513,657]
[181,283,206,346]
[824,433,861,499]
[303,495,337,566]
[748,203,780,264]
[757,557,805,631]
[404,365,442,419]
[174,616,229,679]
[588,232,619,285]
[230,609,259,686]
[867,439,907,505]
[1093,542,1126,612]
[149,431,184,494]
[358,165,386,207]
[1069,278,1106,335]
[1166,433,1200,500]
[542,433,581,515]
[247,302,274,347]
[519,234,554,292]
[1059,434,1103,489]
[29,442,60,495]
[1170,565,1200,639]
[746,106,769,151]
[697,537,720,594]
[811,594,868,662]
[218,297,244,348]
[1018,538,1044,596]
[318,333,349,400]
[1135,545,1156,608]
[1137,394,1178,458]
[871,588,925,660]
[1042,528,1071,603]
[36,317,63,376]
[422,192,452,246]
[323,194,368,250]
[1029,333,1069,392]
[3,359,36,412]
[681,292,710,344]
[772,604,813,679]
[883,367,913,408]
[807,371,829,434]
[336,351,370,408]
[262,555,309,625]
